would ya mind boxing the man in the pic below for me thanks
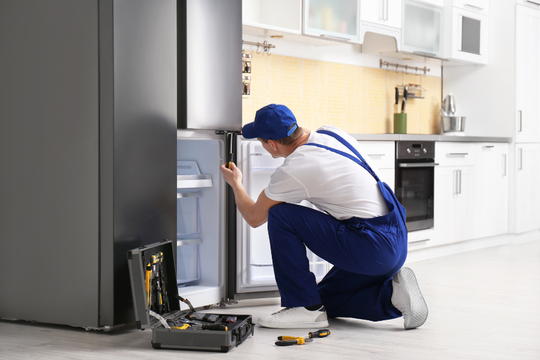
[220,104,428,330]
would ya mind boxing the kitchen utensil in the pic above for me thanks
[394,113,407,134]
[401,85,408,113]
[442,116,466,132]
[443,94,456,114]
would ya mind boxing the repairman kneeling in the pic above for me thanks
[220,104,428,330]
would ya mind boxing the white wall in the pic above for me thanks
[442,1,516,138]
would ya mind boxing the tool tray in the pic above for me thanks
[127,240,254,352]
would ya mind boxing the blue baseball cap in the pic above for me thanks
[242,104,298,140]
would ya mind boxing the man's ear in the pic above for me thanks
[268,139,279,151]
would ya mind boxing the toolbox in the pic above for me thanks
[127,240,254,352]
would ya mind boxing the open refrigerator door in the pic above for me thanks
[233,137,331,298]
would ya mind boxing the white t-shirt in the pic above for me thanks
[265,125,389,220]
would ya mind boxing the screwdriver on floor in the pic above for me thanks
[275,329,331,346]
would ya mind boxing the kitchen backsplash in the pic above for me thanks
[242,53,442,134]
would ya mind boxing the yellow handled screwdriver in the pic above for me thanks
[276,329,331,346]
[275,336,312,346]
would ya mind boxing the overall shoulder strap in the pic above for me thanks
[304,130,380,182]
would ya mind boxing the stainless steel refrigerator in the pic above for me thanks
[0,0,177,329]
[175,0,329,310]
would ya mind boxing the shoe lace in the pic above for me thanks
[271,307,293,315]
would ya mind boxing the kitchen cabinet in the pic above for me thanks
[515,5,540,143]
[242,0,302,36]
[304,0,361,42]
[514,144,540,234]
[472,143,509,238]
[433,142,475,245]
[444,0,489,64]
[359,0,402,44]
[401,0,444,58]
[359,140,396,190]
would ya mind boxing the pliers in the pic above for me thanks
[275,329,331,346]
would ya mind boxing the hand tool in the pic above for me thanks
[275,329,331,346]
[189,312,221,323]
[227,132,234,169]
[275,336,313,346]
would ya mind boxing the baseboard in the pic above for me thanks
[405,230,540,264]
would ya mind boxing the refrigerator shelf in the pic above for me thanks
[177,238,202,246]
[177,174,212,189]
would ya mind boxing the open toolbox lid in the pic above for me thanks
[127,239,181,330]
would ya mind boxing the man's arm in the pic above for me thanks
[220,162,282,228]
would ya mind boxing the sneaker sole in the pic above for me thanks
[396,267,428,330]
[257,319,329,329]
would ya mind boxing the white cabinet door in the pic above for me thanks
[304,0,360,42]
[360,0,402,28]
[434,166,456,246]
[515,144,540,233]
[515,5,540,143]
[242,0,302,35]
[434,165,475,245]
[401,0,443,57]
[453,165,475,242]
[360,140,396,190]
[473,143,509,239]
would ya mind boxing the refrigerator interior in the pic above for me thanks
[236,138,330,294]
[176,130,226,309]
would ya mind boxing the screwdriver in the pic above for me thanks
[276,329,331,346]
[277,329,331,341]
[275,337,312,346]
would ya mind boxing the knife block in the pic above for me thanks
[394,113,407,134]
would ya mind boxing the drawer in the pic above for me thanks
[452,0,489,15]
[435,142,475,166]
[358,141,395,169]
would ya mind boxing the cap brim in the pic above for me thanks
[241,122,258,139]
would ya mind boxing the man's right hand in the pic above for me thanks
[220,162,243,190]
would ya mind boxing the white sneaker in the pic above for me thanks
[391,267,428,330]
[257,307,329,329]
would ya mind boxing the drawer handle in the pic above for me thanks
[368,154,386,157]
[399,162,439,168]
[464,4,484,11]
[482,146,494,149]
[409,238,430,244]
[446,153,469,157]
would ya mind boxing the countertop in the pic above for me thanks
[350,133,512,143]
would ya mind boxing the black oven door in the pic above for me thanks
[395,161,436,232]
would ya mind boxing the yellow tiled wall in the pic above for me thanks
[242,53,442,134]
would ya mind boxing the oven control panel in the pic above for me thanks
[396,141,435,160]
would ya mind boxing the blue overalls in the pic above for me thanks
[267,130,408,321]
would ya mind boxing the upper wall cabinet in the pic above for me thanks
[401,0,444,58]
[443,0,489,64]
[360,0,402,44]
[304,0,361,42]
[242,0,302,36]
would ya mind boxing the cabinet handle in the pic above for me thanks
[368,154,386,157]
[482,145,494,149]
[502,154,507,177]
[446,153,469,157]
[457,170,462,195]
[464,4,484,11]
[518,110,523,132]
[379,0,384,21]
[385,0,389,21]
[518,148,523,171]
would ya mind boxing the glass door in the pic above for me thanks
[402,0,443,57]
[304,0,360,42]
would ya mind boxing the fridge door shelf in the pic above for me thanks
[177,175,213,189]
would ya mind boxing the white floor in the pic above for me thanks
[1,240,540,360]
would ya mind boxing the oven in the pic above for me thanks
[395,141,437,232]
